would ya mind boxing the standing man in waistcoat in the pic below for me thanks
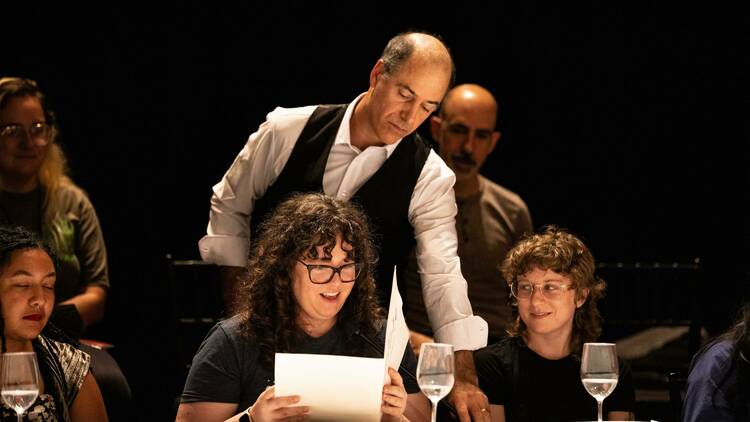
[403,84,533,354]
[199,32,491,421]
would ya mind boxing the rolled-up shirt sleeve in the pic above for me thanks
[198,106,313,266]
[409,151,488,351]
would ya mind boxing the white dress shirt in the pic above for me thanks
[199,95,487,350]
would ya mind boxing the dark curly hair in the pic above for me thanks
[234,193,383,368]
[500,225,606,355]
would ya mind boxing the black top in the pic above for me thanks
[181,316,420,412]
[475,337,635,422]
[250,104,431,307]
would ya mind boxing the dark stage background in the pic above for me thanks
[4,3,746,420]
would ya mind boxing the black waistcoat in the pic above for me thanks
[250,104,431,306]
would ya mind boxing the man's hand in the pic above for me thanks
[409,330,434,357]
[447,351,490,422]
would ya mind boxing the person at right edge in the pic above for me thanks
[683,300,750,421]
[199,32,491,420]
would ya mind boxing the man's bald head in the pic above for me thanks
[430,83,501,188]
[440,84,499,129]
[380,32,455,88]
[353,32,455,148]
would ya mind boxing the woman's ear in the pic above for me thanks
[576,288,590,308]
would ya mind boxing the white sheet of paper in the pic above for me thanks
[275,353,383,422]
[274,268,411,421]
[383,267,410,382]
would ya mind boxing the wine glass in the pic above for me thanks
[580,343,619,422]
[1,352,41,422]
[417,343,455,422]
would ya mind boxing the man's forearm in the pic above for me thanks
[448,350,491,421]
[454,350,479,385]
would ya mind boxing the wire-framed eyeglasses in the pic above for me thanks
[296,259,362,284]
[511,281,574,300]
[0,122,53,146]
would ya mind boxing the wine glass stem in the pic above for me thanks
[597,399,603,421]
[430,400,438,422]
[16,412,23,422]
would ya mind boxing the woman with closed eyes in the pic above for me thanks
[0,225,107,421]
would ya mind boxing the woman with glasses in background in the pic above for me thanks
[176,193,429,422]
[0,77,130,417]
[474,226,635,421]
[0,77,108,341]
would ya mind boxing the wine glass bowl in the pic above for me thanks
[417,343,455,422]
[580,343,619,422]
[1,352,41,422]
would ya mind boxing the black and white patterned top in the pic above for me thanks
[1,336,90,421]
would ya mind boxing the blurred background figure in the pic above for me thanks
[0,77,130,418]
[0,225,108,421]
[403,83,532,353]
[683,300,750,421]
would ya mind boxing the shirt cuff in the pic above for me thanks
[432,315,488,351]
[198,235,249,267]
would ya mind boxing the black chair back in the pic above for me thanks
[167,256,225,394]
[597,259,702,357]
[668,371,687,422]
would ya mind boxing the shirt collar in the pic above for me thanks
[335,93,402,158]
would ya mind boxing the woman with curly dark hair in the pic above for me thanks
[474,226,635,421]
[0,225,107,421]
[683,300,750,421]
[177,193,429,422]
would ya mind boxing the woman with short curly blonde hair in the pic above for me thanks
[475,226,635,421]
[501,225,606,354]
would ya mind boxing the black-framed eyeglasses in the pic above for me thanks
[510,281,574,300]
[0,122,52,146]
[296,259,362,284]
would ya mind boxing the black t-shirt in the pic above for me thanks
[181,316,420,411]
[475,337,635,422]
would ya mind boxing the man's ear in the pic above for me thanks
[488,130,501,154]
[430,116,443,142]
[369,59,385,88]
[576,288,590,308]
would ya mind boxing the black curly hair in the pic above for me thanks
[234,193,384,368]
